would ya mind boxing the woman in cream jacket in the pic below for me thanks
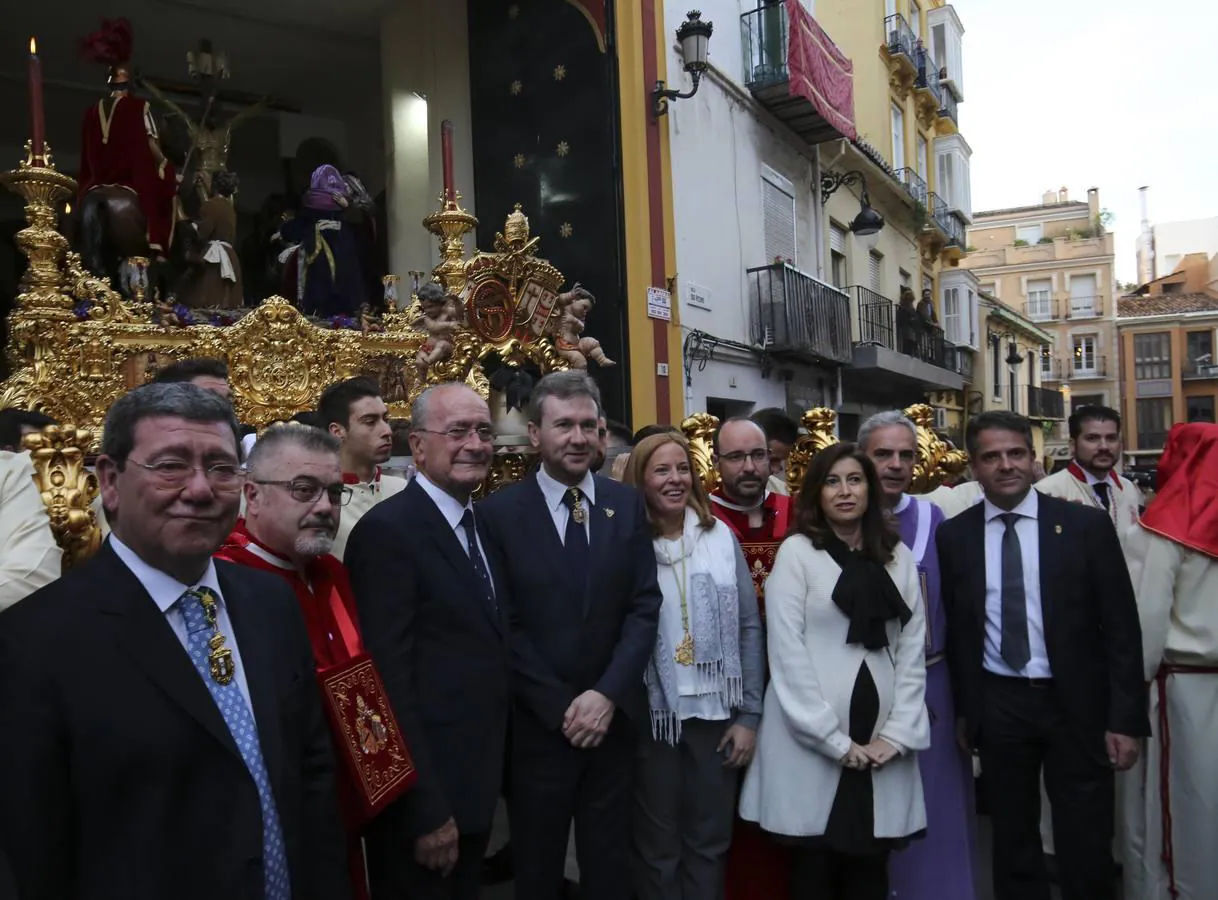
[740,443,928,900]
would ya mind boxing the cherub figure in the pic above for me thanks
[359,302,384,334]
[414,282,462,378]
[551,283,615,369]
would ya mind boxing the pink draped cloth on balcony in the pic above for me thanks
[784,0,857,141]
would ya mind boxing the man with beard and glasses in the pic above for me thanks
[216,423,407,900]
[479,371,661,900]
[318,377,407,560]
[859,411,978,900]
[346,383,510,900]
[711,417,794,900]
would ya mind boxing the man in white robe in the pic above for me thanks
[1034,405,1140,865]
[1121,423,1218,900]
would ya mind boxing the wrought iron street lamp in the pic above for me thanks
[652,11,714,118]
[820,170,885,236]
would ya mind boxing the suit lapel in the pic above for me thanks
[220,564,286,789]
[410,480,500,632]
[1036,498,1062,636]
[97,545,243,762]
[964,503,989,628]
[585,477,617,617]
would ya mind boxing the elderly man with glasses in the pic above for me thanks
[216,421,410,900]
[0,383,349,900]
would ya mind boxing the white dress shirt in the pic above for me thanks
[415,472,493,587]
[982,490,1051,679]
[536,465,597,544]
[109,534,255,714]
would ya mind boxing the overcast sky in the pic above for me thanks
[953,0,1218,284]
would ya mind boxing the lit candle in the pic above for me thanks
[29,37,46,160]
[441,119,455,201]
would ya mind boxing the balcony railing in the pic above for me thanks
[851,285,895,349]
[915,323,948,368]
[1066,297,1103,320]
[893,167,928,205]
[741,2,790,91]
[748,262,853,364]
[945,342,975,380]
[1183,357,1218,379]
[1027,385,1065,420]
[1023,298,1061,322]
[1069,355,1108,378]
[1040,357,1063,381]
[915,44,943,105]
[884,14,916,61]
[928,192,965,246]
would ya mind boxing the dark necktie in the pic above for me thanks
[999,512,1031,672]
[561,487,591,580]
[1093,481,1111,512]
[459,509,497,614]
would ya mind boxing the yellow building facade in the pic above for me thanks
[962,189,1118,468]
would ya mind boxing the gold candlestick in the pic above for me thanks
[0,141,76,318]
[423,192,478,295]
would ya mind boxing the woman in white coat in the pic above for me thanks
[740,442,928,900]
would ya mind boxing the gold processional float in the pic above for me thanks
[0,138,965,568]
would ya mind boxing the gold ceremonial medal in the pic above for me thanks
[569,489,588,525]
[208,633,235,685]
[674,631,695,666]
[605,508,615,519]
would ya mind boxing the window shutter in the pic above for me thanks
[868,251,882,291]
[829,223,846,254]
[763,177,797,264]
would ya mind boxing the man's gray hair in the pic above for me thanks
[245,423,340,478]
[410,382,480,432]
[527,370,602,424]
[101,382,242,464]
[856,410,918,452]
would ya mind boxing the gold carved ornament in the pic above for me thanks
[21,424,101,570]
[680,413,721,495]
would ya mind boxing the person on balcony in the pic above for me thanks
[897,288,920,357]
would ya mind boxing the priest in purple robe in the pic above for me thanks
[859,411,979,900]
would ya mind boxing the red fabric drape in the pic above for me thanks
[1140,423,1218,559]
[784,0,857,141]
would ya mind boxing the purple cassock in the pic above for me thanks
[888,495,979,900]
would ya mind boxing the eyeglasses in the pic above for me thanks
[254,479,353,506]
[719,450,770,465]
[415,424,496,443]
[127,458,245,490]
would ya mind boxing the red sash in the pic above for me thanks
[217,527,416,823]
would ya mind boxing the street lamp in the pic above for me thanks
[652,11,714,118]
[820,170,885,236]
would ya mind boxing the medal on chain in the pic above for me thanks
[197,588,236,686]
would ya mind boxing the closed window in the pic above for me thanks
[891,104,906,171]
[1040,345,1052,377]
[1133,332,1172,380]
[1073,335,1097,374]
[829,223,848,289]
[1185,330,1214,376]
[1069,274,1098,318]
[943,287,961,344]
[910,0,922,41]
[1136,398,1173,450]
[762,170,797,265]
[1026,278,1052,321]
[1015,224,1042,244]
[991,335,1002,396]
[1188,396,1215,424]
[868,250,883,292]
[916,133,929,182]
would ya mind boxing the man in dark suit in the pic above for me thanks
[0,382,349,900]
[345,382,510,900]
[937,410,1148,900]
[478,371,662,900]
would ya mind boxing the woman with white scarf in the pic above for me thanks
[624,432,764,900]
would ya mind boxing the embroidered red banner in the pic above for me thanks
[784,0,857,141]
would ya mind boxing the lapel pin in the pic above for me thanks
[1055,524,1062,534]
[605,508,615,518]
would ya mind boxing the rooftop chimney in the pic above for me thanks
[1087,187,1100,222]
[1058,186,1069,203]
[1042,189,1057,205]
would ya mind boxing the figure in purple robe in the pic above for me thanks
[278,164,366,317]
[887,494,979,900]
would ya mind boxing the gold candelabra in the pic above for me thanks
[0,141,76,318]
[422,192,478,294]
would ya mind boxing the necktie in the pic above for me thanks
[459,509,498,614]
[998,513,1031,672]
[1093,481,1111,512]
[561,487,591,581]
[178,589,291,900]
